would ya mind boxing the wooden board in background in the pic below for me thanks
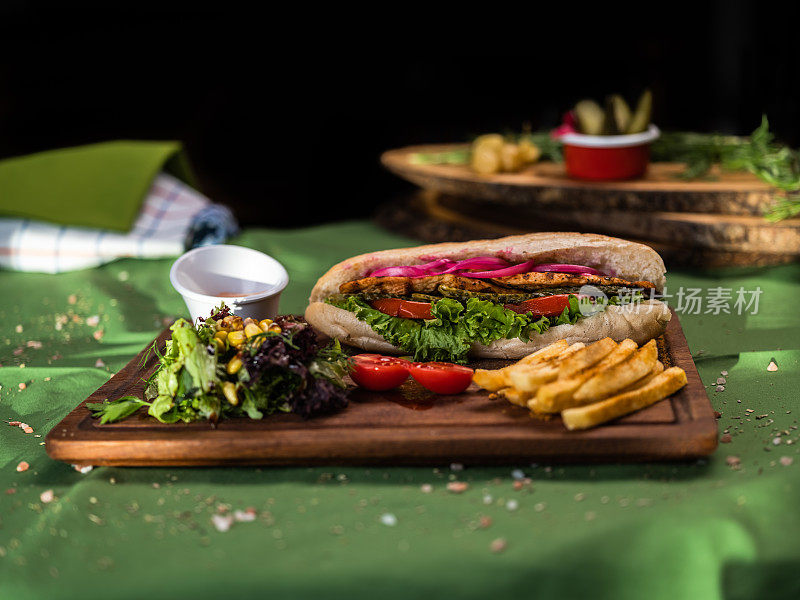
[375,191,799,268]
[435,195,800,255]
[381,144,779,216]
[46,311,718,467]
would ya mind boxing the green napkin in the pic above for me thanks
[0,140,197,232]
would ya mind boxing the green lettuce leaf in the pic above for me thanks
[170,319,215,394]
[329,295,555,363]
[309,339,352,387]
[194,395,222,422]
[148,394,181,423]
[328,291,646,363]
[156,362,181,398]
[240,396,264,420]
[460,298,540,344]
[553,295,583,326]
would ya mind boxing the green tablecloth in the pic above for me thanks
[1,222,799,599]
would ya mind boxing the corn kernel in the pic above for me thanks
[214,330,228,344]
[226,355,243,375]
[244,323,262,338]
[268,325,282,334]
[259,319,273,331]
[223,315,243,330]
[222,381,239,406]
[213,338,225,353]
[243,317,256,326]
[227,330,246,347]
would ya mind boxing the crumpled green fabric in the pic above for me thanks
[0,141,196,231]
[1,222,799,600]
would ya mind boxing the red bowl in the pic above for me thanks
[561,125,660,181]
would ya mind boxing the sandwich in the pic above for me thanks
[305,232,670,363]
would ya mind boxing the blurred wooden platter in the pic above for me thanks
[375,191,799,268]
[381,144,778,216]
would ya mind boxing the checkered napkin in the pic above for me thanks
[0,173,238,273]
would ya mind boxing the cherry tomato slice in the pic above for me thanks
[504,294,571,318]
[371,298,433,320]
[408,362,474,395]
[350,354,410,391]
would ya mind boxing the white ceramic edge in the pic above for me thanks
[560,124,660,148]
[169,245,290,306]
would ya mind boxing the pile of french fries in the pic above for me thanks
[473,338,687,430]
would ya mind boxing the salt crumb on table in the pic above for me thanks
[446,481,469,494]
[211,513,233,532]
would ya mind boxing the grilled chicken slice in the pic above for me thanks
[339,275,512,296]
[490,272,656,290]
[339,272,655,297]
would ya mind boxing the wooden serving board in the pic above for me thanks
[375,191,800,268]
[46,311,718,466]
[381,144,779,216]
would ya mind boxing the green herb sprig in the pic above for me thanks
[652,116,800,220]
[87,396,150,424]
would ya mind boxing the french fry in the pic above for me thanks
[616,360,664,395]
[556,337,617,379]
[472,341,584,392]
[517,341,585,369]
[505,363,561,393]
[561,367,688,430]
[473,368,510,392]
[555,342,587,361]
[518,339,569,365]
[532,339,638,413]
[500,387,535,407]
[573,339,658,403]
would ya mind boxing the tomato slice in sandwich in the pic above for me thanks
[371,298,433,320]
[504,294,571,318]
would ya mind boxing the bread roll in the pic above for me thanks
[305,232,670,359]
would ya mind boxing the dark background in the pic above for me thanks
[1,5,797,226]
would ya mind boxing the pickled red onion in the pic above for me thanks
[368,256,508,278]
[459,260,537,278]
[439,257,509,274]
[367,258,606,279]
[369,258,453,278]
[367,265,432,277]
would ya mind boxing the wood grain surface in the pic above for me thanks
[46,310,718,466]
[381,144,779,216]
[375,191,799,268]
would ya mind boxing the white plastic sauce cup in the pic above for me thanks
[169,245,289,322]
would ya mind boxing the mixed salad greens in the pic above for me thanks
[328,292,640,364]
[88,305,351,424]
